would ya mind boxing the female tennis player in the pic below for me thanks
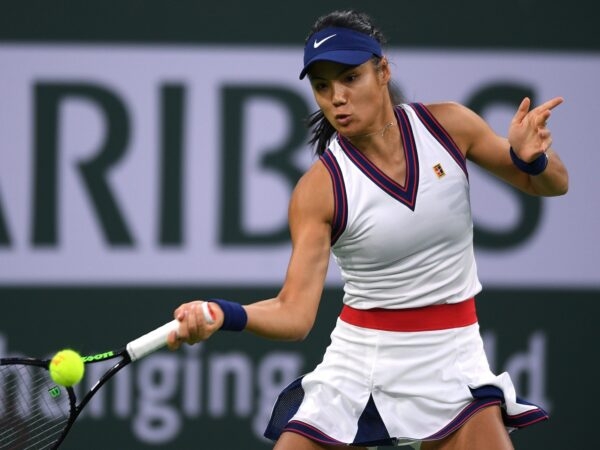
[168,9,569,450]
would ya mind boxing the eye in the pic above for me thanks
[312,81,329,92]
[344,72,359,83]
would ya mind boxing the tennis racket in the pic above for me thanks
[0,304,217,450]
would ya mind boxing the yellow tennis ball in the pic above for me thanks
[49,349,85,387]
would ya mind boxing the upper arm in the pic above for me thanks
[279,161,334,326]
[244,160,334,340]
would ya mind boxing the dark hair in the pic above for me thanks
[304,10,403,155]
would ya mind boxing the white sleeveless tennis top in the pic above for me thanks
[320,103,482,309]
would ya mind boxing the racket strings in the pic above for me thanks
[0,364,71,450]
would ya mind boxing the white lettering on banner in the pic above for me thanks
[0,332,550,444]
[0,45,599,287]
[0,337,303,445]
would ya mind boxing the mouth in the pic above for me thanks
[334,114,351,126]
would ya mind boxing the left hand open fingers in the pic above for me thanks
[538,127,551,139]
[533,96,564,114]
[536,109,551,128]
[538,130,553,151]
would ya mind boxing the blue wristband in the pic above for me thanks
[210,299,248,331]
[510,147,548,175]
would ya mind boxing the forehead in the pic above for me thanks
[307,60,369,80]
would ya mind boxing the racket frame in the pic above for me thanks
[1,318,180,449]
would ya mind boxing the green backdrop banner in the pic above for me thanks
[0,0,597,50]
[0,287,595,449]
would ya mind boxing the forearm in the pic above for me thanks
[528,149,569,196]
[243,296,316,341]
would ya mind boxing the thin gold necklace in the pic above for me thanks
[346,121,394,140]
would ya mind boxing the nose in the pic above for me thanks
[331,82,347,106]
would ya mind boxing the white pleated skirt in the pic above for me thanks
[265,317,547,447]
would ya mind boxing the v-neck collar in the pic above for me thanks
[337,106,419,210]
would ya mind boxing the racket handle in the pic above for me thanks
[126,319,180,361]
[202,301,216,324]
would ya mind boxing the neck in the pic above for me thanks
[345,120,395,142]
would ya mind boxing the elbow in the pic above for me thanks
[275,294,318,341]
[557,185,569,196]
[558,176,569,195]
[530,173,569,197]
[549,164,570,196]
[296,329,313,342]
[286,320,314,342]
[550,175,569,196]
[247,323,312,342]
[287,332,309,342]
[272,327,311,342]
[255,310,314,342]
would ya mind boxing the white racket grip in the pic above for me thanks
[126,319,180,361]
[201,301,215,324]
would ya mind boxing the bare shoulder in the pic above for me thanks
[424,101,479,129]
[293,159,331,199]
[424,101,467,115]
[423,101,493,154]
[289,159,333,225]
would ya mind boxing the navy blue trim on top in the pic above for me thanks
[409,102,468,178]
[319,150,348,245]
[337,106,419,211]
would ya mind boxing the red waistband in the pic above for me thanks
[339,298,477,332]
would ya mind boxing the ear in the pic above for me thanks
[378,57,392,84]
